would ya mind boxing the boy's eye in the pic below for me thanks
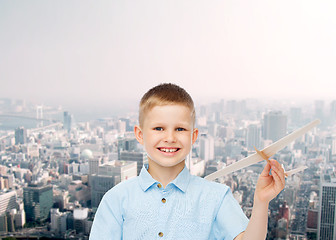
[176,128,186,131]
[154,127,163,131]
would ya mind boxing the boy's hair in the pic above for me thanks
[139,83,196,127]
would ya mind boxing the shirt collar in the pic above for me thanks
[169,166,190,192]
[138,164,191,193]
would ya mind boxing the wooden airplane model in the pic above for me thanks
[204,119,321,181]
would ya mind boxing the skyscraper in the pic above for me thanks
[90,175,118,208]
[246,124,261,151]
[63,111,74,132]
[120,151,147,175]
[117,138,138,159]
[23,184,53,222]
[263,111,287,142]
[317,178,336,240]
[89,157,100,176]
[199,134,214,162]
[50,208,67,235]
[0,190,17,215]
[90,161,137,208]
[15,127,27,145]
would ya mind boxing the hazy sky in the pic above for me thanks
[1,0,336,111]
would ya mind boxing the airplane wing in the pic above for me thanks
[260,119,320,159]
[204,119,320,181]
[204,153,262,181]
[285,166,308,177]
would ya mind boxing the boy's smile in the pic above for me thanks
[134,104,198,177]
[158,147,180,153]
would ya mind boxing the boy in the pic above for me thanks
[90,83,286,240]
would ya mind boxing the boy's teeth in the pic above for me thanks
[160,148,178,152]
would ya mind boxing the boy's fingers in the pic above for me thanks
[272,169,285,192]
[270,164,286,190]
[270,159,281,169]
[271,160,285,175]
[260,161,272,177]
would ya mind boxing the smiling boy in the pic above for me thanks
[90,83,286,240]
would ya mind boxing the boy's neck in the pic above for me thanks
[147,160,185,188]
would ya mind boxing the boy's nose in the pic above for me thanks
[164,130,177,143]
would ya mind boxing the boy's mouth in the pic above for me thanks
[158,147,180,153]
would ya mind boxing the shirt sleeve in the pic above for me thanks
[89,189,124,240]
[213,188,249,240]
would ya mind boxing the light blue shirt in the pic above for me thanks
[90,165,249,240]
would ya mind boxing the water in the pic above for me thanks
[0,116,39,131]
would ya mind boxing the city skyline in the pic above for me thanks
[1,0,336,110]
[0,92,335,239]
[0,95,336,240]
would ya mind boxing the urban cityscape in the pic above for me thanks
[0,97,335,240]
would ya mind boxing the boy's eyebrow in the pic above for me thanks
[149,121,191,127]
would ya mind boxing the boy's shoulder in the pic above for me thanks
[103,176,139,199]
[188,174,231,195]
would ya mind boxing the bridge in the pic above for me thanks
[0,122,63,141]
[0,114,58,122]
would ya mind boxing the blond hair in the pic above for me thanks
[139,83,195,127]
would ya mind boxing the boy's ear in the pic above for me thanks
[192,128,199,145]
[134,125,144,145]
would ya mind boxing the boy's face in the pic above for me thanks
[134,104,198,169]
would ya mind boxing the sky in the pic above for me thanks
[1,0,336,113]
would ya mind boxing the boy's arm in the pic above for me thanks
[235,159,285,240]
[89,191,123,240]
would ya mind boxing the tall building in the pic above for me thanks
[6,210,15,232]
[90,175,118,208]
[50,208,67,235]
[0,214,7,232]
[68,180,90,206]
[278,201,289,224]
[0,190,17,215]
[63,111,74,132]
[307,208,318,238]
[317,178,336,240]
[14,209,25,229]
[73,208,89,234]
[199,134,214,162]
[0,192,25,233]
[23,184,53,222]
[246,124,261,151]
[15,127,27,145]
[263,111,287,142]
[90,161,137,208]
[117,138,138,158]
[120,151,147,175]
[89,157,100,176]
[98,160,137,183]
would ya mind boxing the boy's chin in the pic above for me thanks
[148,158,186,168]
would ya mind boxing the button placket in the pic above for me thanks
[161,189,169,205]
[157,185,176,238]
[157,188,168,238]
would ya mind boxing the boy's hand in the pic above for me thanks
[254,159,286,204]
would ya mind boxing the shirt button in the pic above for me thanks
[158,232,164,237]
[161,198,166,203]
[157,183,162,188]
